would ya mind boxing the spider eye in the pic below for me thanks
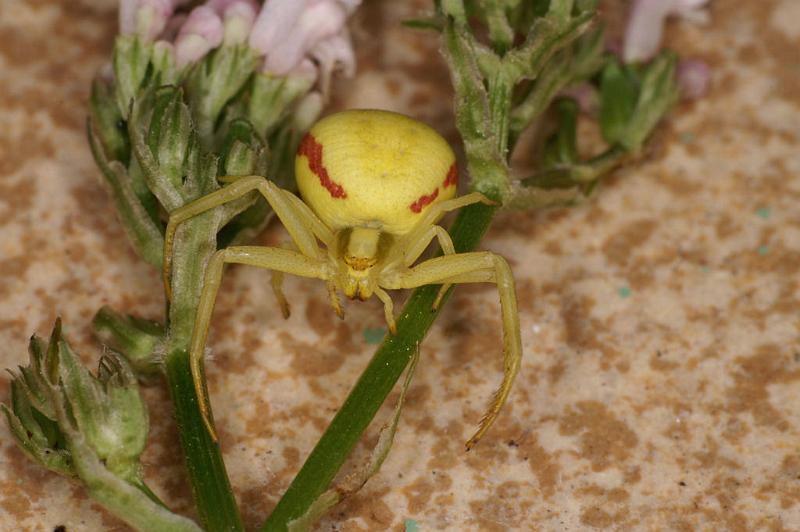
[344,255,377,271]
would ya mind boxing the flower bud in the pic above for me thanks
[207,0,259,45]
[310,31,355,97]
[250,0,358,76]
[119,0,176,41]
[174,5,224,68]
[623,0,709,63]
[677,58,710,100]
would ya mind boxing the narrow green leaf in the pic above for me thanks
[90,77,130,164]
[262,202,497,531]
[401,17,443,31]
[599,58,638,145]
[88,120,164,265]
[620,51,679,151]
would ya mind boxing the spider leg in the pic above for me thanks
[191,245,330,441]
[373,287,396,334]
[399,224,457,312]
[408,192,494,233]
[163,176,330,300]
[390,192,494,311]
[381,252,521,450]
[327,281,344,319]
[271,269,291,319]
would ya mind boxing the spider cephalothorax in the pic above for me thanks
[163,109,522,449]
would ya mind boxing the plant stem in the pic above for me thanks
[165,349,244,532]
[260,201,497,531]
[166,209,245,531]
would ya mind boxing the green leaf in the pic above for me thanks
[508,23,605,145]
[402,17,443,31]
[482,1,514,54]
[503,7,593,82]
[619,50,679,151]
[542,97,580,166]
[599,58,638,145]
[286,348,420,531]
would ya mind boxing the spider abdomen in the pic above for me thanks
[296,109,458,235]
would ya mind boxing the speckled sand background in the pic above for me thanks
[1,1,799,530]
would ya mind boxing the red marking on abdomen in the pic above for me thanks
[410,188,439,213]
[298,133,347,199]
[443,163,458,188]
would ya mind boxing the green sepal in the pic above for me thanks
[2,331,73,476]
[88,118,164,265]
[89,77,130,165]
[185,44,259,148]
[147,86,193,191]
[92,306,164,378]
[152,41,179,86]
[2,321,201,530]
[113,36,153,119]
[57,342,148,481]
[216,119,273,248]
[220,118,269,177]
[247,73,315,140]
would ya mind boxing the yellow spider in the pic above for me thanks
[163,109,522,449]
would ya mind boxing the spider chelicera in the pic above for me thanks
[162,109,522,449]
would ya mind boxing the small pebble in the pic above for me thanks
[363,326,386,344]
[404,518,419,532]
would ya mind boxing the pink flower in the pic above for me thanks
[119,0,187,41]
[249,0,360,76]
[310,31,355,96]
[623,0,710,63]
[174,5,224,67]
[677,58,710,99]
[206,0,260,44]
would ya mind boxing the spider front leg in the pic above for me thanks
[190,246,330,440]
[390,192,496,311]
[381,251,522,450]
[163,175,333,299]
[271,242,344,320]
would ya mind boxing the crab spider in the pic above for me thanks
[163,110,522,449]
